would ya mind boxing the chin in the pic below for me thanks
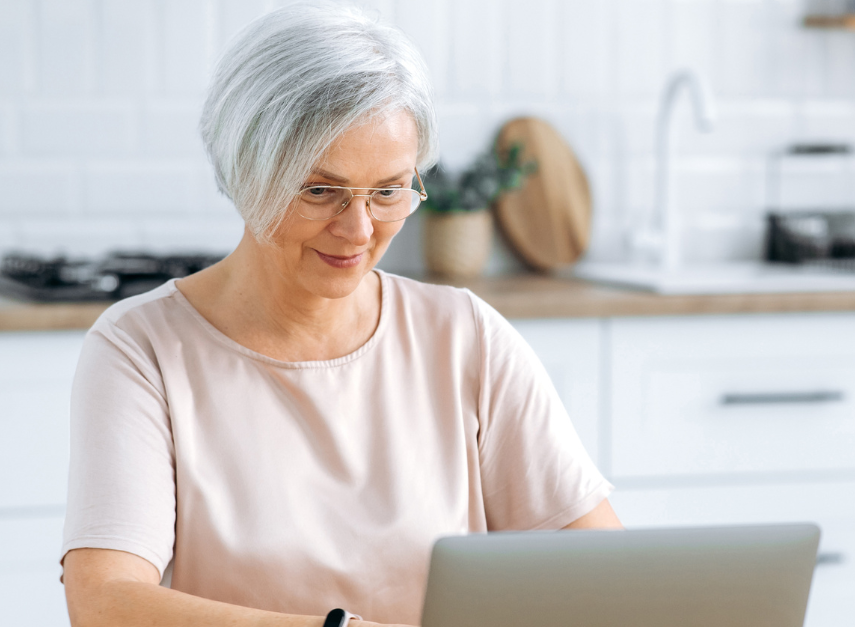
[304,264,373,300]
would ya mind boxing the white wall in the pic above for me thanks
[3,0,855,274]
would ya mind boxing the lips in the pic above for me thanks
[315,250,365,269]
[321,252,361,260]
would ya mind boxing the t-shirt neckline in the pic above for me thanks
[167,269,391,370]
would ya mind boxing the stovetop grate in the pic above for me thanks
[0,252,224,302]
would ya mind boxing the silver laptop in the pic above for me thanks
[421,524,820,627]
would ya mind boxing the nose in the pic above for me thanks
[329,194,374,245]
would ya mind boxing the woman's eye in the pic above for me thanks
[378,188,399,197]
[307,186,329,196]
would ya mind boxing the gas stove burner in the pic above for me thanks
[0,251,224,302]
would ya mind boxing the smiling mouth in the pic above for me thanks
[315,250,365,268]
[320,252,361,260]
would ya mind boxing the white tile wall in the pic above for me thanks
[0,163,74,215]
[141,102,205,158]
[716,0,770,99]
[616,0,668,99]
[668,0,716,82]
[159,0,214,97]
[505,0,558,99]
[0,1,31,98]
[16,217,142,256]
[82,162,200,214]
[559,0,613,99]
[2,0,855,272]
[802,101,855,144]
[21,103,136,157]
[99,1,152,96]
[0,106,12,158]
[37,0,96,96]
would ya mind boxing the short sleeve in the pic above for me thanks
[61,320,176,578]
[468,292,613,531]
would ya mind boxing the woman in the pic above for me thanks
[61,4,621,627]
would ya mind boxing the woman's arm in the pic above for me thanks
[64,549,411,627]
[562,499,623,530]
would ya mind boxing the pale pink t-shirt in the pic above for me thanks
[62,271,612,625]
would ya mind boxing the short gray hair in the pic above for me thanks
[199,2,439,237]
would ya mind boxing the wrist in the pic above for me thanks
[323,608,362,627]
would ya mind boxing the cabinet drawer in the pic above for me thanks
[610,480,855,627]
[0,514,70,627]
[609,314,855,478]
[0,332,85,509]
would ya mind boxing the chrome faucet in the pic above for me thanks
[631,70,716,269]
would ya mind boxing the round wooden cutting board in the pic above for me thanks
[494,117,592,271]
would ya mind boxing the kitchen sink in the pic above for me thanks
[573,261,855,295]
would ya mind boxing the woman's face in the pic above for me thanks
[265,109,419,300]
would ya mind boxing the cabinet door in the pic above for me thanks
[0,515,70,627]
[512,318,602,466]
[608,313,855,479]
[0,331,86,509]
[610,481,855,627]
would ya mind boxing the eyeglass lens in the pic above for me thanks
[298,187,422,221]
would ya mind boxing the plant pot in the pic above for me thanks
[422,209,493,278]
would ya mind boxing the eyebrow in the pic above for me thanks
[309,168,412,186]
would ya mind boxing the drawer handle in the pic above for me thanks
[720,391,845,405]
[816,551,845,567]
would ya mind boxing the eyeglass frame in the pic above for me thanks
[295,168,428,222]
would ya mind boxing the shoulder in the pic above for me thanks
[378,271,519,349]
[73,282,190,401]
[86,280,190,364]
[91,280,185,332]
[379,271,480,322]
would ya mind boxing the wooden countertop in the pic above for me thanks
[437,274,855,319]
[4,274,855,332]
[0,296,112,332]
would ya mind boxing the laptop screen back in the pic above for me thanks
[421,524,819,627]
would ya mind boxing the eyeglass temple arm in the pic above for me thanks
[415,168,428,201]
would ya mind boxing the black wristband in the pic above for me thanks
[324,608,360,627]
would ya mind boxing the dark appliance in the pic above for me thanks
[765,143,855,271]
[0,252,223,302]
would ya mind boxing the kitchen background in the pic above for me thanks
[3,0,855,272]
[4,2,855,626]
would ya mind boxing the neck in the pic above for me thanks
[184,229,381,362]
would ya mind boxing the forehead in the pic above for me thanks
[320,110,418,173]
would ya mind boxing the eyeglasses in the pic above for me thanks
[296,169,428,222]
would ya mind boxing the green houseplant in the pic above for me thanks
[421,143,534,277]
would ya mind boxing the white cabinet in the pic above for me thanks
[609,481,855,627]
[0,331,85,509]
[0,516,70,627]
[512,318,602,466]
[514,312,855,627]
[608,313,855,479]
[0,331,84,627]
[603,313,855,627]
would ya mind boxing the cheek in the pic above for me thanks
[379,220,406,241]
[371,221,405,252]
[269,220,329,261]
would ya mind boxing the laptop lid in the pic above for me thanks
[421,524,820,627]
